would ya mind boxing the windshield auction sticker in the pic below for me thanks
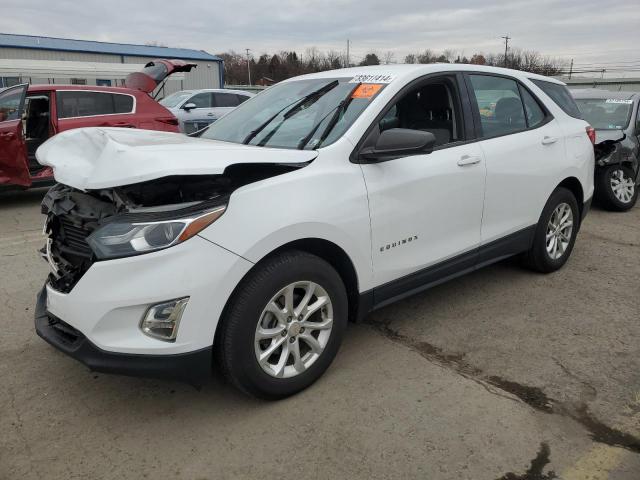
[352,84,384,99]
[605,99,633,104]
[350,74,396,84]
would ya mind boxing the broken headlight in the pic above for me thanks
[87,206,226,259]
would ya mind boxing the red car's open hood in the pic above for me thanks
[124,59,197,93]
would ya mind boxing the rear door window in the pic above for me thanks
[469,75,526,137]
[530,79,581,119]
[213,92,240,107]
[57,91,134,119]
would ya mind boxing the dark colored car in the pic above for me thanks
[572,89,639,211]
[0,59,196,189]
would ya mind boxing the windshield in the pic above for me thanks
[159,91,194,108]
[575,98,633,130]
[201,78,385,149]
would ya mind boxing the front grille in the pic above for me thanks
[45,214,96,293]
[59,217,93,256]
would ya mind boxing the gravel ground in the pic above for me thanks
[1,187,639,480]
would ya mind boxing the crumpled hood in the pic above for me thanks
[36,127,318,190]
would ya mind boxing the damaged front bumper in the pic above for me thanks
[35,287,213,385]
[35,234,254,385]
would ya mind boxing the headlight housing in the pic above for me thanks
[87,206,226,259]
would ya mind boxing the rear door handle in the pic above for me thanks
[457,155,482,167]
[542,136,558,145]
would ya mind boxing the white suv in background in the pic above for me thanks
[159,88,254,134]
[35,65,594,399]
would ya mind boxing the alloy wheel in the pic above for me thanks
[254,281,333,378]
[610,169,635,204]
[546,203,573,260]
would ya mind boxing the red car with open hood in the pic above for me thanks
[0,59,196,189]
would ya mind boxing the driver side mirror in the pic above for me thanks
[359,128,437,163]
[182,103,197,111]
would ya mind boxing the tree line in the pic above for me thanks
[218,47,566,85]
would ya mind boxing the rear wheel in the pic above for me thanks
[596,165,638,211]
[523,187,579,273]
[215,250,348,399]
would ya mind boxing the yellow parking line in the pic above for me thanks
[562,444,627,480]
[564,391,640,479]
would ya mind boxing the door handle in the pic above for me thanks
[207,113,215,117]
[457,155,481,167]
[541,136,558,145]
[0,132,15,139]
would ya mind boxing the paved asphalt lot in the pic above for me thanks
[1,187,639,480]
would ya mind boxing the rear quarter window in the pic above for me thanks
[530,79,581,119]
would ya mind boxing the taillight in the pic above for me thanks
[157,116,179,126]
[586,126,596,145]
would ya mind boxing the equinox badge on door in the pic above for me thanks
[379,235,418,253]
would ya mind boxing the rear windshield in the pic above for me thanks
[530,79,582,119]
[574,98,633,130]
[140,62,169,82]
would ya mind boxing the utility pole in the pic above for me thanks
[501,35,510,67]
[568,59,573,79]
[601,69,606,79]
[346,39,350,68]
[245,48,252,85]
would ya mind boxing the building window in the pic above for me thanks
[96,79,112,87]
[70,78,87,85]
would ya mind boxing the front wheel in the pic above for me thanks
[523,187,579,273]
[596,165,638,212]
[215,250,348,399]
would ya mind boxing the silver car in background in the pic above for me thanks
[159,88,254,134]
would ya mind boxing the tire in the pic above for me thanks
[523,187,580,273]
[215,250,348,400]
[596,165,638,212]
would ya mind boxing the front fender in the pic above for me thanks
[197,144,375,292]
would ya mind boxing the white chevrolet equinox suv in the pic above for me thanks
[35,65,595,399]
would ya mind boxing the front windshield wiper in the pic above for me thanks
[242,80,339,145]
[297,83,361,150]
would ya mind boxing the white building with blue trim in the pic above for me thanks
[0,33,224,95]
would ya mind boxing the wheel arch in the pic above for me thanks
[556,176,585,218]
[269,238,363,323]
[214,237,366,358]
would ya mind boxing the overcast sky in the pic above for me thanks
[2,0,639,74]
